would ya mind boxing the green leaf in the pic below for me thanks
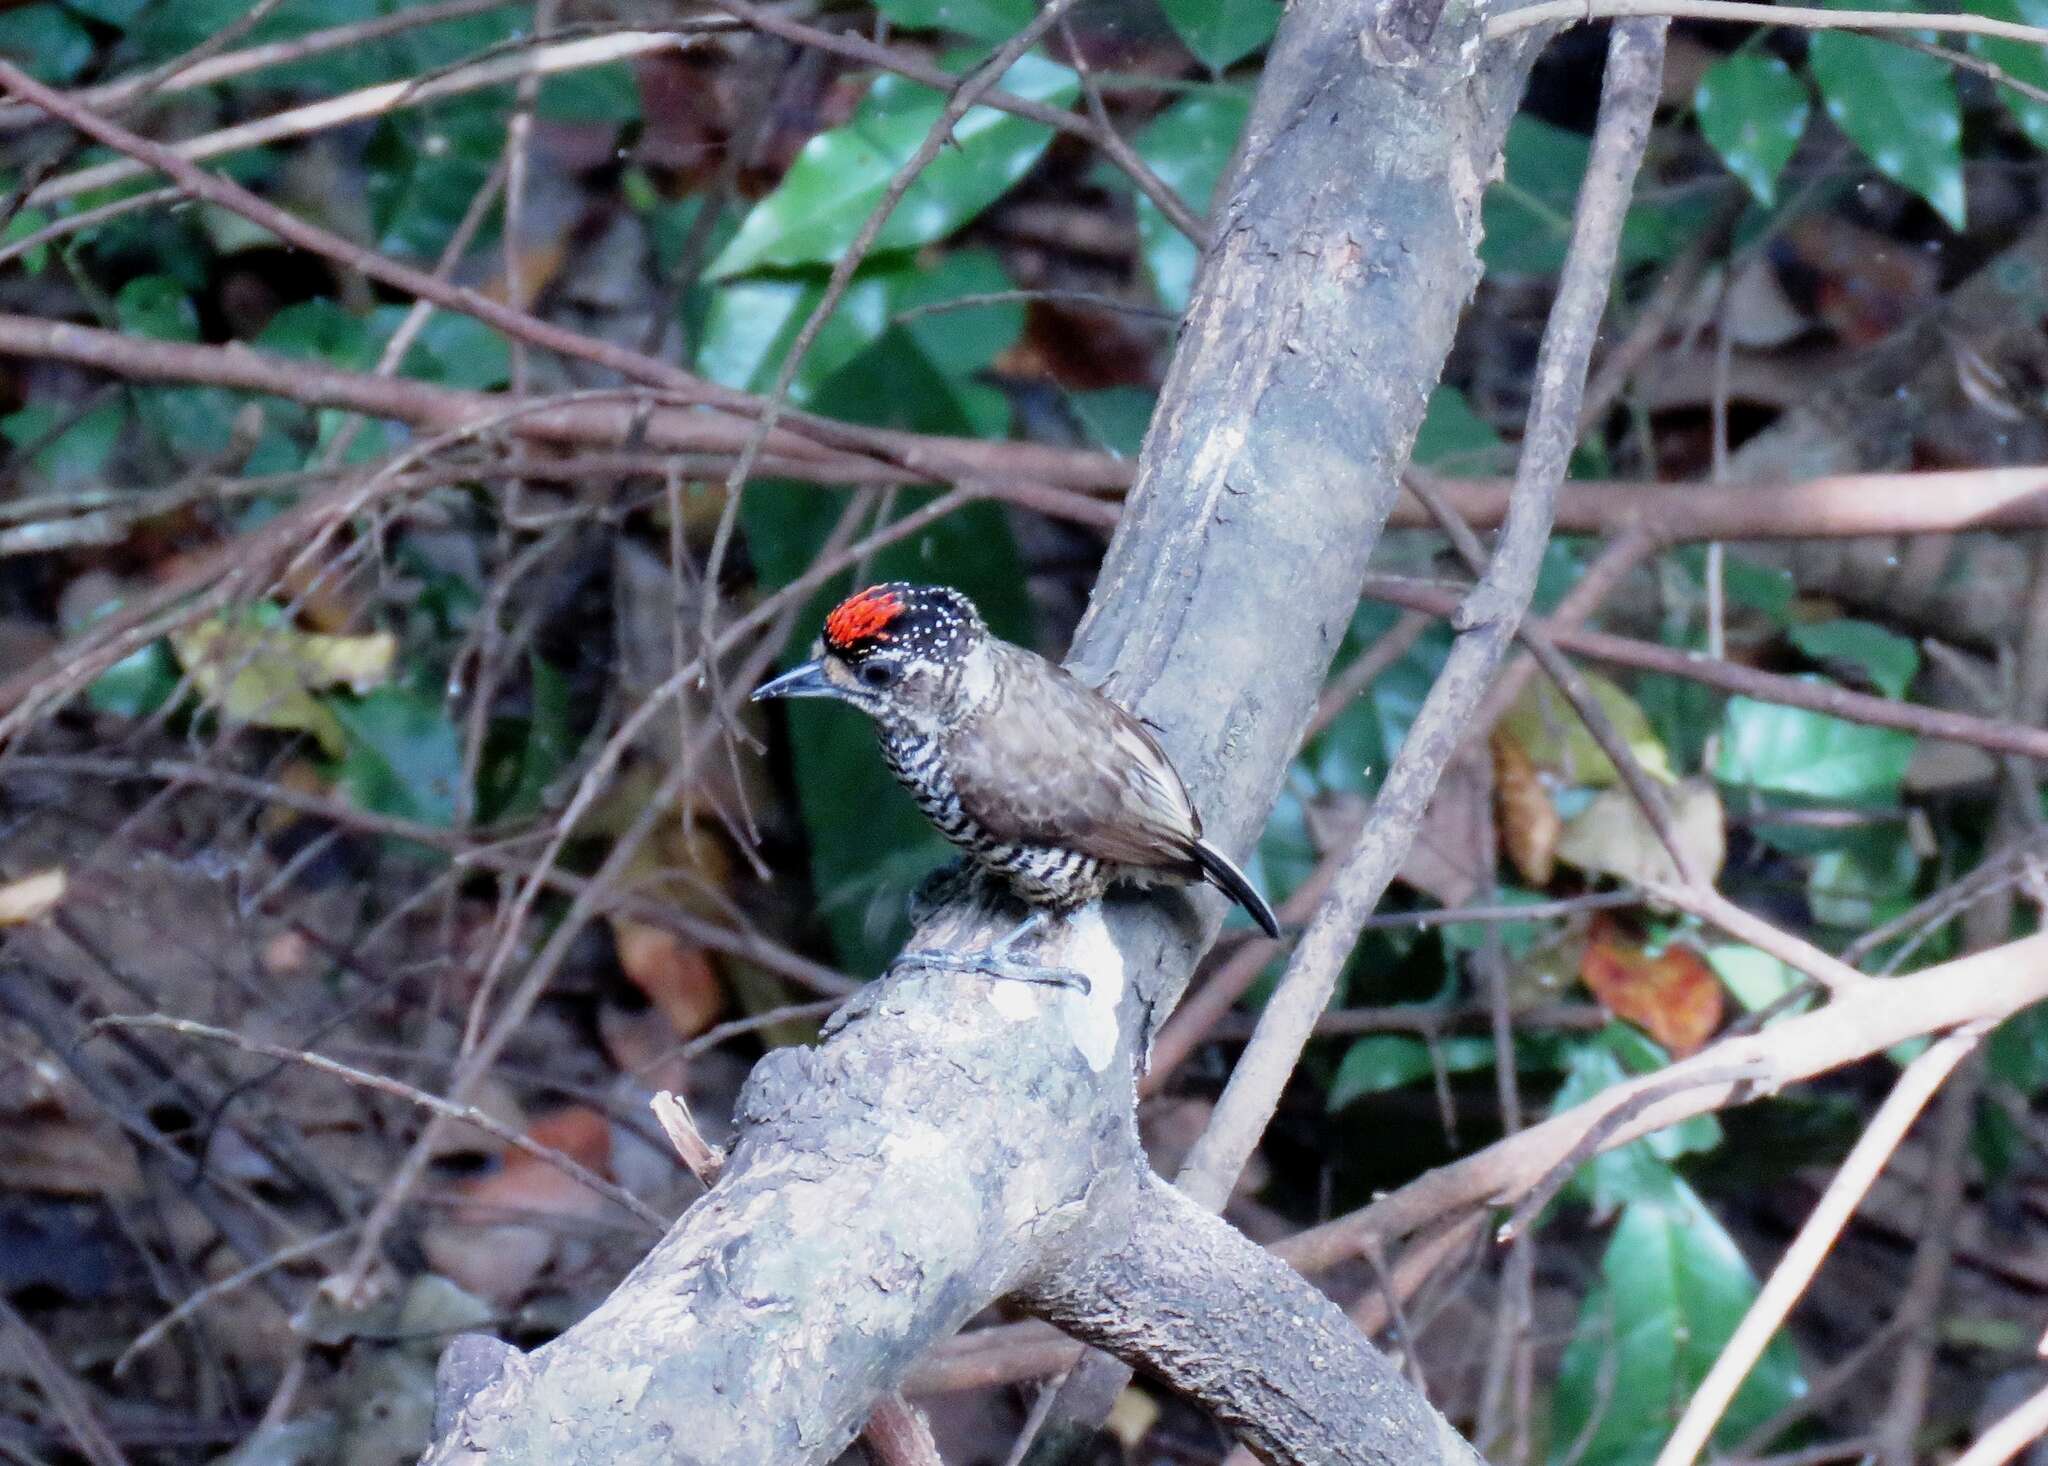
[696,265,903,403]
[1552,1179,1807,1465]
[2,207,50,274]
[1159,0,1279,72]
[1,397,124,487]
[479,657,574,822]
[1810,0,1966,228]
[1328,1035,1498,1109]
[1551,1029,1722,1214]
[0,7,93,84]
[1412,387,1505,470]
[88,641,180,720]
[1309,611,1454,798]
[709,56,1078,278]
[1706,944,1803,1014]
[1484,116,1714,276]
[331,688,464,828]
[1715,692,1917,801]
[258,300,376,369]
[537,65,640,126]
[874,0,1036,42]
[1068,386,1157,458]
[1132,89,1250,312]
[890,247,1024,378]
[116,276,201,343]
[1808,829,1918,930]
[1990,1004,2048,1092]
[398,311,513,391]
[1787,618,1919,699]
[1695,54,1810,205]
[1966,0,2048,151]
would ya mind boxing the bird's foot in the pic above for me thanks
[898,945,1091,995]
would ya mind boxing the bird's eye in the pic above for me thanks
[858,661,897,690]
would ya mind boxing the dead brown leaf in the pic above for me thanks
[1579,914,1724,1056]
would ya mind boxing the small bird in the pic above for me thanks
[751,583,1280,988]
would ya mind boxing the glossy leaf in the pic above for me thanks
[1707,944,1805,1014]
[1160,0,1279,72]
[0,7,93,83]
[332,688,464,827]
[709,56,1078,278]
[891,248,1024,378]
[1552,1028,1722,1215]
[116,276,201,344]
[1485,116,1715,276]
[1809,830,1918,930]
[1787,618,1918,699]
[1695,54,1810,205]
[1715,692,1916,802]
[1069,386,1158,458]
[1,398,124,487]
[1412,386,1506,471]
[1133,90,1250,312]
[1553,1179,1807,1465]
[1810,0,1965,228]
[1328,1036,1498,1109]
[697,266,903,402]
[1966,0,2048,151]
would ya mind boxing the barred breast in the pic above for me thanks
[879,726,1108,910]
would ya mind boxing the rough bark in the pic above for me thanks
[422,0,1551,1455]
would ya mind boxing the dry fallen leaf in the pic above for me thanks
[1492,732,1561,887]
[1556,778,1726,888]
[421,1106,616,1304]
[1396,750,1494,907]
[614,924,725,1041]
[171,614,396,756]
[1579,914,1724,1056]
[0,867,65,925]
[1496,673,1675,787]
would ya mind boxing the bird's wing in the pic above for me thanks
[950,653,1203,872]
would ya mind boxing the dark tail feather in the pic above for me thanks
[1190,838,1281,939]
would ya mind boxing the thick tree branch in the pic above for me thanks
[422,0,1555,1450]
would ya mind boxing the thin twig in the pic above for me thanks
[1175,16,1668,1213]
[100,1014,669,1232]
[1485,0,2048,46]
[696,0,1204,241]
[1950,1380,2048,1466]
[1366,574,2048,763]
[0,0,520,131]
[1650,1025,1985,1466]
[22,31,716,210]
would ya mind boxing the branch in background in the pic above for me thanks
[21,31,723,209]
[1486,0,2048,42]
[1280,932,2048,1273]
[695,0,1207,241]
[1650,1024,1986,1466]
[0,0,520,131]
[1011,23,1667,1460]
[1178,13,1667,1216]
[1366,574,2048,763]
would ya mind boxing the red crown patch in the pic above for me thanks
[824,586,904,649]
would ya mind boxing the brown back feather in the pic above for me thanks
[948,645,1204,874]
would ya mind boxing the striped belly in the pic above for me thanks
[879,730,1108,910]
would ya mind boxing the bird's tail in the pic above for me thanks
[1190,839,1281,939]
